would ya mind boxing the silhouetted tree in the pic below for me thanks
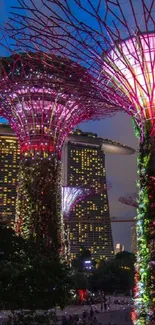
[0,223,73,310]
[90,252,135,294]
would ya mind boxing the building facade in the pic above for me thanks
[0,124,20,225]
[62,129,114,261]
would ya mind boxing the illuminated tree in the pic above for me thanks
[119,193,138,209]
[0,52,117,257]
[62,186,92,218]
[7,0,155,323]
[62,182,112,218]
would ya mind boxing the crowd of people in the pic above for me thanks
[53,295,132,324]
[60,308,102,325]
[58,299,113,325]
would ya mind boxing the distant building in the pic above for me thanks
[62,129,114,261]
[0,124,20,225]
[115,243,125,255]
[131,224,137,254]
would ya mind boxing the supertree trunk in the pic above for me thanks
[134,125,155,325]
[15,152,63,256]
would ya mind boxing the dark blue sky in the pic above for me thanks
[0,0,138,251]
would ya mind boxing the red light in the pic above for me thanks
[21,143,54,153]
[78,289,87,302]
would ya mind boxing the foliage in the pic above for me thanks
[115,251,136,269]
[16,157,62,256]
[72,258,83,272]
[133,126,155,324]
[72,272,89,291]
[0,223,72,310]
[72,247,91,272]
[90,252,135,294]
[0,223,26,262]
[71,248,136,295]
[131,118,141,139]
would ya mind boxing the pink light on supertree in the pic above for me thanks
[8,0,155,132]
[0,53,111,156]
[7,0,155,322]
[119,193,138,209]
[62,186,93,219]
[62,182,112,218]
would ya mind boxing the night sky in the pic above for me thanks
[0,0,140,252]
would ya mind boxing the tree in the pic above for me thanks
[72,272,89,291]
[72,247,92,272]
[90,252,135,294]
[0,223,73,310]
[90,260,120,293]
[0,223,26,262]
[115,251,136,269]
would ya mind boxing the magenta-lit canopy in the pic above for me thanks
[8,1,155,135]
[103,33,155,134]
[62,182,112,218]
[62,186,93,218]
[0,53,116,157]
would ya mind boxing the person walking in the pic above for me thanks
[108,296,111,309]
[103,295,107,311]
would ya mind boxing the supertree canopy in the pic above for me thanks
[7,0,155,323]
[62,186,93,219]
[62,182,112,218]
[119,193,138,209]
[0,53,112,154]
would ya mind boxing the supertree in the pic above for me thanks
[6,0,155,323]
[0,50,120,258]
[62,186,93,219]
[119,193,138,209]
[62,182,112,218]
[0,52,114,253]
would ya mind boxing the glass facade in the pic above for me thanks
[64,130,114,260]
[0,125,20,225]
